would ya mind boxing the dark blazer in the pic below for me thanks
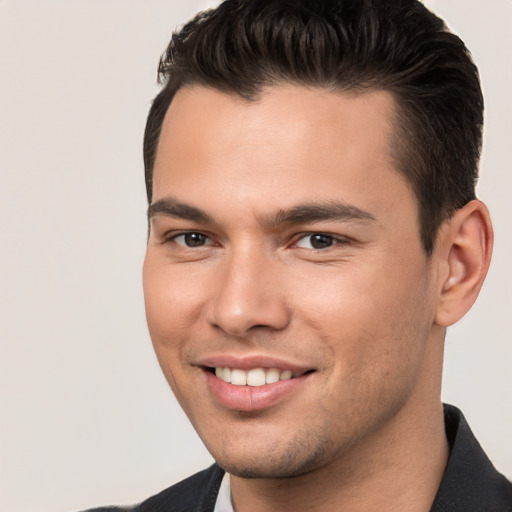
[86,405,512,512]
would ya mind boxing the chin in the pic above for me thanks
[212,438,333,480]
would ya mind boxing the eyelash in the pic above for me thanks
[163,231,214,248]
[162,230,350,251]
[293,232,349,250]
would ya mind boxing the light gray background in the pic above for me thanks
[0,1,510,511]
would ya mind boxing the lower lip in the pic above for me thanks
[205,370,310,412]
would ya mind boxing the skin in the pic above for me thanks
[143,85,493,511]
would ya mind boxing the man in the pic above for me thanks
[92,0,511,510]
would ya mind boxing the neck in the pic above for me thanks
[230,335,449,512]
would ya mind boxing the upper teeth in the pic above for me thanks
[215,367,295,386]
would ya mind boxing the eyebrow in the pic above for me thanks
[148,197,214,224]
[266,201,376,228]
[148,196,376,227]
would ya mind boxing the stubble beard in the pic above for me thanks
[212,420,359,480]
[209,385,415,481]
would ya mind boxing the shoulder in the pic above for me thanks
[431,404,512,512]
[83,464,225,512]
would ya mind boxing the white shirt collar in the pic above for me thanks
[213,472,234,512]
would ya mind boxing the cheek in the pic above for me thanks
[143,259,202,407]
[143,256,207,342]
[143,261,192,394]
[292,257,433,367]
[306,274,432,431]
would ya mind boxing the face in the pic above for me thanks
[143,85,441,479]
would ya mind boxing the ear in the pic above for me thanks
[434,200,493,327]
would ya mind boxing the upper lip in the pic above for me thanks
[195,354,314,373]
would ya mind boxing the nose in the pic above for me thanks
[207,249,290,337]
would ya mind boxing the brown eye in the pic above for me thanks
[296,233,336,249]
[174,232,210,247]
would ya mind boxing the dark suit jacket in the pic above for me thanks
[86,405,512,511]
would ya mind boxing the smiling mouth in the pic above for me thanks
[209,367,314,386]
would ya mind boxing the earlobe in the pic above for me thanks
[435,200,493,327]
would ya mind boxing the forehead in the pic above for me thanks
[152,84,413,219]
[157,84,396,162]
